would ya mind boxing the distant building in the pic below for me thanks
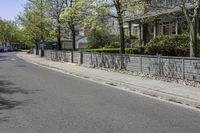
[61,24,87,50]
[106,17,120,35]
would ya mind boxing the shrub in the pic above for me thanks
[106,35,120,48]
[130,34,138,40]
[87,29,111,48]
[81,48,120,53]
[126,46,145,54]
[106,35,139,48]
[84,34,199,57]
[80,47,145,54]
[104,42,120,48]
[124,35,138,44]
[145,34,191,56]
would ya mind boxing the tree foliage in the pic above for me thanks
[18,0,53,49]
[0,19,22,47]
[61,0,87,50]
[47,0,67,50]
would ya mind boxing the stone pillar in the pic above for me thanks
[153,19,157,38]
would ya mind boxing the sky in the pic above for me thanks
[0,0,27,21]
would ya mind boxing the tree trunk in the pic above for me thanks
[189,18,198,57]
[35,41,39,55]
[71,24,76,51]
[57,25,62,50]
[118,16,125,54]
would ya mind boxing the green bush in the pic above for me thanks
[80,47,145,54]
[130,34,138,40]
[145,34,191,56]
[105,34,139,48]
[106,35,120,48]
[87,29,111,48]
[125,34,138,44]
[81,48,120,53]
[126,46,145,54]
[83,34,199,57]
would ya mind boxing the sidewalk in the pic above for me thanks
[17,52,200,109]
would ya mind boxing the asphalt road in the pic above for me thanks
[0,52,200,133]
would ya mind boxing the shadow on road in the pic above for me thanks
[0,77,38,122]
[0,79,30,95]
[0,53,40,122]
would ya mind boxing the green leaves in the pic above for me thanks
[0,19,19,45]
[145,35,191,56]
[17,0,53,46]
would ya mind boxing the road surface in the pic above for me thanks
[0,52,200,133]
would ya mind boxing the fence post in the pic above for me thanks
[71,51,74,63]
[140,56,143,72]
[182,58,185,80]
[66,52,69,62]
[51,50,53,60]
[158,55,161,76]
[79,52,83,65]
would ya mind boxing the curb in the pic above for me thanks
[121,83,200,109]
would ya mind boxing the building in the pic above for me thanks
[124,0,200,45]
[61,24,87,50]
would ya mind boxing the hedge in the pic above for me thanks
[80,46,145,54]
[80,34,199,57]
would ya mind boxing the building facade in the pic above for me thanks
[124,0,200,45]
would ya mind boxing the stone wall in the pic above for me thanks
[84,53,200,81]
[36,49,200,82]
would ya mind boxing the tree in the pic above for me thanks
[62,0,109,50]
[96,0,125,53]
[87,25,111,48]
[18,0,52,54]
[180,0,200,57]
[47,0,66,50]
[18,10,41,53]
[112,0,126,54]
[61,0,86,51]
[0,19,20,47]
[92,0,127,54]
[0,19,8,45]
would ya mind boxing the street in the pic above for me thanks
[0,52,200,133]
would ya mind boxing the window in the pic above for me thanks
[123,5,128,17]
[157,21,176,35]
